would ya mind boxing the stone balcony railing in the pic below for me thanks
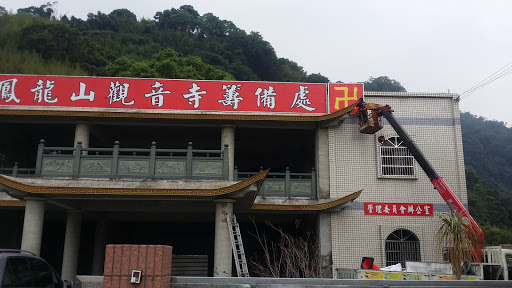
[30,140,230,180]
[235,167,317,199]
[0,141,318,199]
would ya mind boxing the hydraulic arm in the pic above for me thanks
[355,99,484,260]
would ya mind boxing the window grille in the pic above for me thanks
[379,136,415,177]
[385,229,421,267]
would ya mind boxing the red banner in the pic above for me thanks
[0,75,336,114]
[328,83,363,113]
[364,202,434,216]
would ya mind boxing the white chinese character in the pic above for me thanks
[375,205,382,214]
[107,81,133,105]
[399,206,406,214]
[31,79,57,103]
[392,205,397,214]
[416,205,423,214]
[408,205,414,213]
[70,82,95,102]
[290,85,316,111]
[183,83,206,109]
[255,86,276,109]
[424,205,430,215]
[367,204,373,214]
[383,205,390,214]
[219,84,243,109]
[144,81,171,108]
[0,78,20,103]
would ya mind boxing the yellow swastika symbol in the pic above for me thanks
[334,87,358,110]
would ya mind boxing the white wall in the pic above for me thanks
[329,92,466,275]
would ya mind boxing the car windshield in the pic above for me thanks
[1,256,61,288]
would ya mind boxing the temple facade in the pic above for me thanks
[0,74,466,279]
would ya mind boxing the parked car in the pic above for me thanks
[0,249,72,288]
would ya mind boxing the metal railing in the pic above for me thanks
[33,140,229,180]
[235,167,317,198]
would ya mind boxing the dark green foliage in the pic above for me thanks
[0,12,87,75]
[466,167,512,229]
[1,4,329,82]
[18,20,104,74]
[106,48,234,80]
[480,225,512,246]
[461,112,512,192]
[364,76,407,92]
[305,73,330,83]
[462,115,512,245]
[17,1,56,19]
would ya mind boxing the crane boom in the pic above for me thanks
[355,99,484,261]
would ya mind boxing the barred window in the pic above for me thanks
[385,229,421,267]
[380,136,415,177]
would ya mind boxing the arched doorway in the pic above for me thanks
[385,229,421,267]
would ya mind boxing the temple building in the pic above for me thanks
[0,74,466,279]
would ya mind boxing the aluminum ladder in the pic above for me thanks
[228,215,249,277]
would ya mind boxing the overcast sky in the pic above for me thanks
[3,0,512,125]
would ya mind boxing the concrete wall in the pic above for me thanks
[329,92,466,273]
[76,276,511,287]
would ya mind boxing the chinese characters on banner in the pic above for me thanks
[364,202,434,217]
[0,75,367,114]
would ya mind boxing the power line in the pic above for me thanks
[460,61,512,100]
[461,61,512,96]
[460,68,512,100]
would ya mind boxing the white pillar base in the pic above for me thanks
[21,197,46,256]
[213,199,235,277]
[61,210,82,282]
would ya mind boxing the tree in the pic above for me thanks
[18,20,102,74]
[154,7,198,33]
[105,48,234,80]
[87,11,116,31]
[461,112,512,192]
[242,32,278,81]
[17,2,57,19]
[108,9,138,34]
[364,76,406,92]
[305,73,329,83]
[436,212,479,279]
[273,58,306,83]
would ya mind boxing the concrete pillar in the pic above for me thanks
[21,197,46,256]
[74,122,90,153]
[91,219,108,275]
[61,210,82,282]
[214,199,235,277]
[317,212,333,278]
[315,127,330,199]
[221,124,235,181]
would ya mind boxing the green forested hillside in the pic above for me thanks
[1,3,511,245]
[461,113,512,244]
[461,112,512,192]
[0,4,330,82]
